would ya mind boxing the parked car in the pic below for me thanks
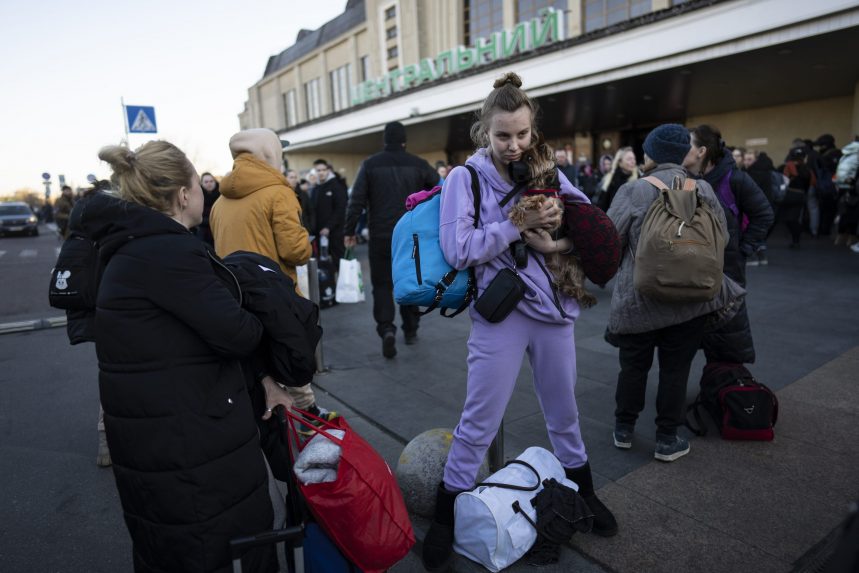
[0,202,39,237]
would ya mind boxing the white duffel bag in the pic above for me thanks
[452,447,579,572]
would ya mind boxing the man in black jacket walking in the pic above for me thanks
[344,122,440,358]
[312,158,348,268]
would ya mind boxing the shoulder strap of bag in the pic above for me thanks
[464,165,482,229]
[475,459,541,492]
[499,181,528,207]
[643,175,696,192]
[643,175,668,191]
[685,395,709,437]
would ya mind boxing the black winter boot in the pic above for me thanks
[565,461,618,537]
[421,482,460,572]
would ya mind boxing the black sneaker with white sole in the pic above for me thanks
[654,434,690,462]
[613,424,633,449]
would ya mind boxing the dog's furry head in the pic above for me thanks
[520,133,557,190]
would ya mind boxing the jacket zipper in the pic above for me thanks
[208,250,243,306]
[533,255,567,319]
[412,234,422,285]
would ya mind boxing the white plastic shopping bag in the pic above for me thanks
[335,253,365,303]
[295,264,310,299]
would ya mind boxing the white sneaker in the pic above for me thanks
[850,243,859,253]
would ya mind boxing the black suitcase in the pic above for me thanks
[230,526,304,573]
[317,255,337,309]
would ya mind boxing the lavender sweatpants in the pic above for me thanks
[443,309,588,491]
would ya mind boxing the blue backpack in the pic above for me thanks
[392,165,480,317]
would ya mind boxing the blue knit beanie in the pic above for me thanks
[643,124,691,165]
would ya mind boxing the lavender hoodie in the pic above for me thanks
[439,148,589,324]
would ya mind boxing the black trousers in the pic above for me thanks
[368,236,419,337]
[613,315,707,435]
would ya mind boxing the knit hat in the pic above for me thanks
[643,124,691,165]
[383,121,407,145]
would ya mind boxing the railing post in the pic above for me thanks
[306,258,327,374]
[488,420,504,473]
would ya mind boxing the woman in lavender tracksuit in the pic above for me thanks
[421,72,617,572]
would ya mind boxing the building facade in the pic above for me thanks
[240,0,859,183]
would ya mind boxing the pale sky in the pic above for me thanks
[0,0,346,196]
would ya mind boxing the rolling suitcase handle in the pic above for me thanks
[230,526,305,573]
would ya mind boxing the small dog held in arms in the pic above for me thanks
[507,140,597,308]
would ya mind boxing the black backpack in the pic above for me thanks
[686,362,778,441]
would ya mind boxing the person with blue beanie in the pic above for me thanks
[605,123,730,463]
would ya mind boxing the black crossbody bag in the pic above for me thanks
[474,266,526,323]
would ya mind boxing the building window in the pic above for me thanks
[329,64,352,113]
[584,0,651,33]
[464,0,504,46]
[360,55,370,81]
[387,46,399,59]
[386,26,398,39]
[516,0,565,23]
[304,78,321,120]
[282,89,297,127]
[385,5,396,20]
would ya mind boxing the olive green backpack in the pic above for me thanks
[633,175,727,302]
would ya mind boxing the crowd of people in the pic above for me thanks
[55,66,859,573]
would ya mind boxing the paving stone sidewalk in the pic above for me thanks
[313,235,859,573]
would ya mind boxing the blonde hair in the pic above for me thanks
[470,72,540,149]
[98,141,195,213]
[600,146,639,191]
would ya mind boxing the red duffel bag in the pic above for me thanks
[286,408,415,572]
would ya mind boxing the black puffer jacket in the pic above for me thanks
[223,251,322,388]
[344,144,440,238]
[745,153,777,205]
[700,153,774,365]
[83,194,275,573]
[701,153,774,287]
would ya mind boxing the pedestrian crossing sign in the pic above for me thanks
[125,105,157,133]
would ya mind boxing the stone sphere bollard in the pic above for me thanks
[395,428,491,517]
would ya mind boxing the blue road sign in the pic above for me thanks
[42,172,50,181]
[125,105,157,133]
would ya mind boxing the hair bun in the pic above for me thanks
[98,145,135,175]
[493,72,523,90]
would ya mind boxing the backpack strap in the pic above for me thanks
[465,165,481,228]
[643,175,696,192]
